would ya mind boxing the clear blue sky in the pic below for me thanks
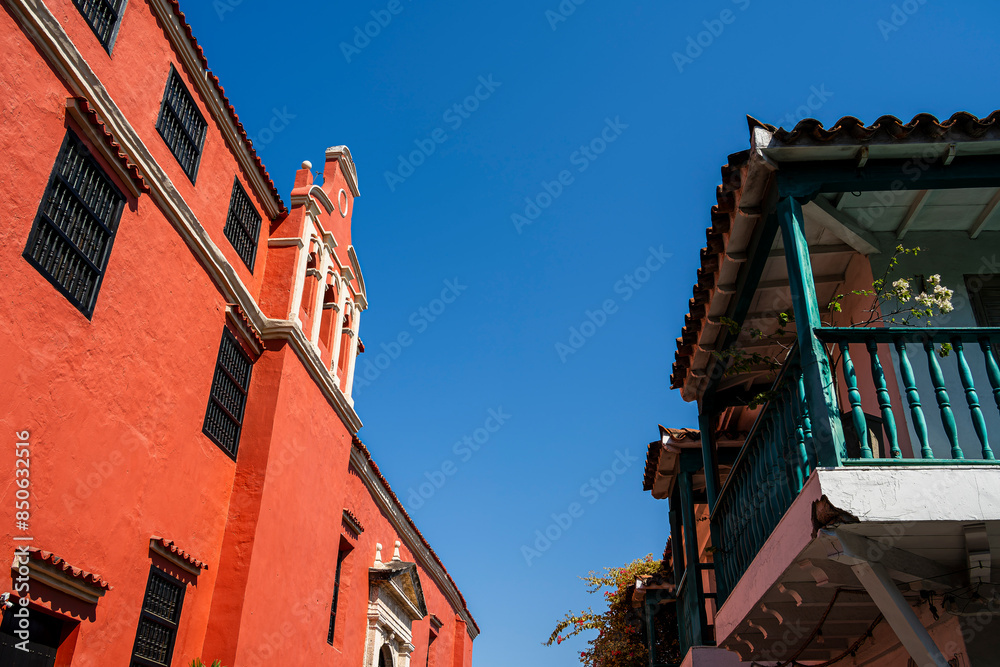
[181,2,999,664]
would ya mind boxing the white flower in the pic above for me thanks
[892,279,911,301]
[927,274,942,286]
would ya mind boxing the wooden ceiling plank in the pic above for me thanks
[805,199,881,255]
[969,188,1000,239]
[895,190,931,239]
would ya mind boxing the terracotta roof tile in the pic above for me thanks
[671,109,1000,395]
[642,428,700,491]
[352,435,480,634]
[342,508,366,535]
[25,548,112,590]
[151,536,208,570]
[752,111,1000,146]
[73,97,150,194]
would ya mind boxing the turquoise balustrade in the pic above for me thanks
[710,328,1000,608]
[816,327,1000,462]
[711,349,812,603]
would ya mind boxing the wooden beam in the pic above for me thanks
[826,529,965,592]
[969,188,1000,239]
[806,199,881,255]
[768,243,855,259]
[895,190,931,239]
[757,273,846,291]
[851,560,950,667]
[707,305,832,327]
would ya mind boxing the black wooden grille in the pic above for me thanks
[968,274,1000,327]
[223,179,262,270]
[156,67,207,182]
[23,132,125,317]
[327,549,348,644]
[203,329,253,458]
[130,569,184,667]
[72,0,125,50]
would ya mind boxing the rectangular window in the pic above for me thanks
[156,66,207,182]
[72,0,127,52]
[327,548,349,645]
[129,569,185,667]
[425,628,438,667]
[224,178,262,271]
[203,329,253,459]
[23,131,126,318]
[967,274,1000,326]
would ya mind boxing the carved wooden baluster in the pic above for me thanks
[866,339,900,458]
[839,341,872,458]
[797,371,816,472]
[895,339,932,459]
[924,339,963,459]
[771,407,792,509]
[981,338,1000,417]
[789,382,807,492]
[954,338,994,460]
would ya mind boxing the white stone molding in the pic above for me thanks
[344,306,361,401]
[326,145,360,196]
[331,277,349,378]
[349,450,479,640]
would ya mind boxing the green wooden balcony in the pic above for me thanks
[710,327,1000,607]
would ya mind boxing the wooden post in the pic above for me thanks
[777,196,845,467]
[678,466,706,649]
[698,402,720,510]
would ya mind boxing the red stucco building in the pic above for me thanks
[0,1,478,665]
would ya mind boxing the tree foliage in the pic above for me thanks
[545,554,677,667]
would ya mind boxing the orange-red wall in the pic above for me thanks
[0,1,476,665]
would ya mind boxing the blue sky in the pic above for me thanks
[182,1,1000,664]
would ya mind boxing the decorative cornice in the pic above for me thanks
[149,537,208,576]
[310,185,336,214]
[226,304,263,356]
[65,98,148,197]
[326,145,360,197]
[14,549,111,604]
[262,319,363,433]
[268,237,305,248]
[343,508,365,536]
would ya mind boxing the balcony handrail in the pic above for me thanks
[709,344,800,522]
[816,326,1000,343]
